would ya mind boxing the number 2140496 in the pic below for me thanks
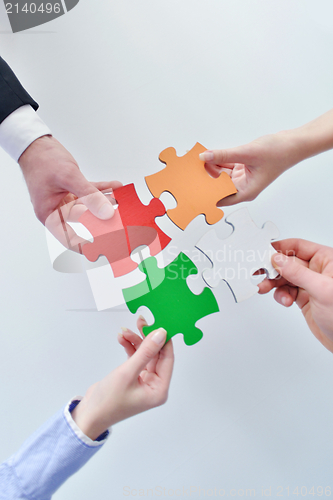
[5,3,61,14]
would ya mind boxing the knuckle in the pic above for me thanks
[156,389,169,406]
[216,150,227,164]
[34,206,46,224]
[141,344,157,361]
[58,165,82,190]
[246,192,257,202]
[291,262,304,281]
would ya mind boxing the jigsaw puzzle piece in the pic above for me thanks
[185,247,213,295]
[123,253,219,346]
[79,208,136,275]
[145,143,237,230]
[116,183,171,252]
[79,183,171,277]
[155,215,213,295]
[226,209,279,278]
[197,208,279,303]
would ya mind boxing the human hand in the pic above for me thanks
[19,135,122,224]
[259,239,333,353]
[71,317,174,440]
[199,130,307,206]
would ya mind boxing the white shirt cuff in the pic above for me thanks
[64,397,111,447]
[0,104,52,162]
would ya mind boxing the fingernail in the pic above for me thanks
[98,202,114,220]
[121,327,128,333]
[118,332,123,338]
[138,315,147,325]
[151,328,167,345]
[273,253,288,267]
[281,296,288,306]
[199,151,214,162]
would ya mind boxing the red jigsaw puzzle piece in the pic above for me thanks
[79,183,171,277]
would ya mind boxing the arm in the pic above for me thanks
[0,401,108,500]
[199,109,333,205]
[0,56,38,122]
[259,239,333,353]
[0,319,173,499]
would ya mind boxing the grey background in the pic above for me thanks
[0,1,333,498]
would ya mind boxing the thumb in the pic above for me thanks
[199,145,253,166]
[126,328,167,377]
[272,253,328,301]
[64,170,115,220]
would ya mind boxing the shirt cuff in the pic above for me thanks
[0,104,52,162]
[64,397,111,447]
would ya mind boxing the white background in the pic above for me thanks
[0,1,333,498]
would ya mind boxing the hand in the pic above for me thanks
[19,135,122,224]
[199,130,308,206]
[259,239,333,353]
[71,317,174,440]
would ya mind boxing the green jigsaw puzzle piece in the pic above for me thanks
[123,253,219,346]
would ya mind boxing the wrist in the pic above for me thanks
[18,134,53,166]
[290,109,333,161]
[65,398,110,446]
[0,104,52,162]
[71,389,113,441]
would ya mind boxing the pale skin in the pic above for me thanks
[18,134,122,226]
[199,109,333,352]
[259,239,333,354]
[199,108,333,205]
[18,137,174,441]
[71,317,174,441]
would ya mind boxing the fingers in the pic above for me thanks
[118,328,143,358]
[259,240,320,296]
[125,328,167,377]
[90,181,123,192]
[199,146,253,166]
[155,339,174,386]
[258,275,288,295]
[271,238,324,262]
[45,179,123,251]
[273,284,298,307]
[118,333,136,358]
[136,315,148,338]
[62,171,118,220]
[45,201,87,252]
[272,253,330,302]
[217,191,246,207]
[136,316,159,373]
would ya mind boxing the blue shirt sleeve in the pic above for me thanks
[0,402,109,499]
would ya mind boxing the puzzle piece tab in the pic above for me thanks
[145,143,237,230]
[79,183,171,277]
[155,214,213,295]
[123,253,219,345]
[197,208,279,302]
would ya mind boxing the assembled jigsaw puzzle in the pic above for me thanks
[74,143,279,346]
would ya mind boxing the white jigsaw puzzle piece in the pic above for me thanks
[130,216,213,295]
[155,214,213,294]
[197,208,279,302]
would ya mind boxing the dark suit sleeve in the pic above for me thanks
[0,57,39,124]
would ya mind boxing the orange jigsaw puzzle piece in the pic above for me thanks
[145,143,237,230]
